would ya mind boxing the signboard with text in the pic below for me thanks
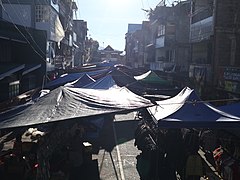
[218,67,240,94]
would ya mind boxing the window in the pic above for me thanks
[157,25,165,36]
[35,5,50,22]
[166,50,175,62]
[9,81,20,99]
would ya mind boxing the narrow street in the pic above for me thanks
[93,112,141,180]
[91,112,223,180]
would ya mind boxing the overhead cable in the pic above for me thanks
[0,0,47,62]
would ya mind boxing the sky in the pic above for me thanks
[75,0,171,51]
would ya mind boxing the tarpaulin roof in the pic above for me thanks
[44,68,109,89]
[0,86,154,129]
[84,75,117,89]
[148,87,240,128]
[134,70,172,86]
[219,103,240,117]
[64,74,96,88]
[110,69,145,95]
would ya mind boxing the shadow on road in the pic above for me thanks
[114,119,139,145]
[92,116,139,153]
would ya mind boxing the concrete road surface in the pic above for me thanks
[92,112,222,180]
[93,112,140,180]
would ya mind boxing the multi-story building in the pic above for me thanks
[1,0,77,71]
[0,10,47,102]
[125,2,190,79]
[55,0,78,70]
[73,20,88,66]
[98,45,123,63]
[125,23,142,67]
[0,0,78,102]
[189,0,214,96]
[149,1,190,73]
[189,0,240,99]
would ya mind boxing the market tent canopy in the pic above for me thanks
[147,87,240,128]
[64,74,96,88]
[44,68,109,89]
[134,70,172,86]
[84,75,117,89]
[110,69,145,95]
[0,86,154,129]
[219,103,240,117]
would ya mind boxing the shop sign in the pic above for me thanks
[218,67,240,93]
[189,65,211,83]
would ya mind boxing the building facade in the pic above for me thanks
[0,0,88,102]
[98,45,123,63]
[149,2,190,73]
[125,23,142,68]
[73,20,88,66]
[189,0,240,99]
[0,20,47,102]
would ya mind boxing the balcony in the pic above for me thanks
[190,16,213,43]
[150,61,176,72]
[155,35,176,48]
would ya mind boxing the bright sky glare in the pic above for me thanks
[75,0,173,51]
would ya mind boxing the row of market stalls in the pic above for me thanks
[135,87,240,179]
[0,63,240,179]
[0,64,177,179]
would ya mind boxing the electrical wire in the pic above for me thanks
[6,0,47,57]
[140,0,149,19]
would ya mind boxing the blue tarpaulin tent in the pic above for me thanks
[148,87,240,128]
[84,75,117,89]
[44,68,110,89]
[219,102,240,117]
[64,74,96,88]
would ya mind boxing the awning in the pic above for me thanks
[22,64,41,76]
[0,64,25,81]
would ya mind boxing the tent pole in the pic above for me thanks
[109,151,119,180]
[99,149,106,174]
[156,125,159,179]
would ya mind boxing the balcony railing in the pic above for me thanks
[150,61,176,72]
[190,16,213,42]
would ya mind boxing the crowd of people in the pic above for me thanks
[134,111,206,180]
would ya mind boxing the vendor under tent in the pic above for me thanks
[147,87,240,128]
[0,85,154,130]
